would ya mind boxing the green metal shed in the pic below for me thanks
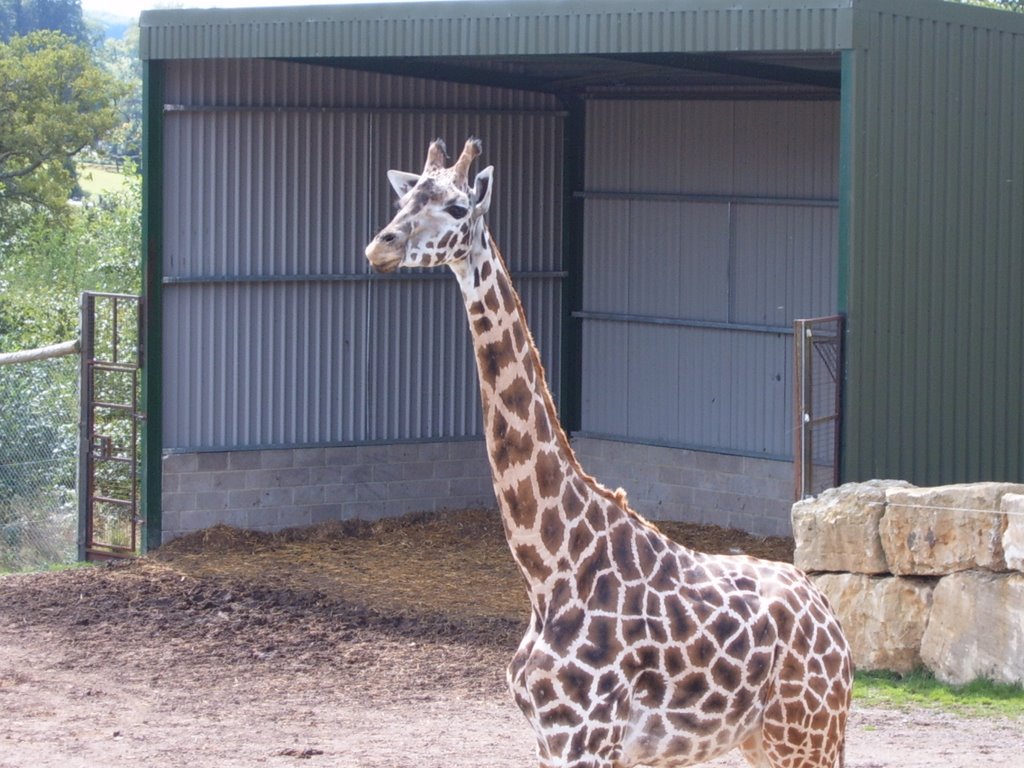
[137,0,1024,548]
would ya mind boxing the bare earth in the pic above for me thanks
[0,509,1020,768]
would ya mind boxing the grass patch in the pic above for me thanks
[77,163,129,198]
[0,561,93,577]
[854,669,1024,718]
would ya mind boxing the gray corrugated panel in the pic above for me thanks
[163,109,371,279]
[163,281,370,449]
[581,98,837,458]
[626,200,731,321]
[581,321,629,437]
[732,101,839,199]
[583,197,733,319]
[581,199,629,315]
[582,320,791,457]
[140,1,855,60]
[161,59,563,450]
[843,11,1024,485]
[731,204,838,326]
[585,100,838,197]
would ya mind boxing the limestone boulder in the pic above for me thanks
[880,482,1023,575]
[1002,494,1024,573]
[792,480,913,574]
[811,573,934,674]
[920,570,1024,685]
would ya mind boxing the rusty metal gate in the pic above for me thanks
[78,292,142,561]
[794,315,844,500]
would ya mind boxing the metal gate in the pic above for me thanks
[794,315,844,500]
[78,292,142,561]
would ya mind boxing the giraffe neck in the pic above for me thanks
[452,227,621,605]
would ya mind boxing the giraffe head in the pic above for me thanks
[365,138,494,274]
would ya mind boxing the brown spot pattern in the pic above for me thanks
[499,376,533,420]
[535,450,563,499]
[540,507,566,556]
[502,477,537,528]
[496,271,516,313]
[477,330,515,385]
[483,286,501,312]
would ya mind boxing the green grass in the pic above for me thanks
[0,560,93,577]
[854,669,1024,718]
[77,163,129,198]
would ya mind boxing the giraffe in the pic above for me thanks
[364,138,853,768]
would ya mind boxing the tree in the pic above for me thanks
[0,30,124,237]
[958,0,1024,11]
[0,1,15,42]
[92,25,141,166]
[0,0,86,43]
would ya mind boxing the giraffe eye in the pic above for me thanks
[444,203,469,219]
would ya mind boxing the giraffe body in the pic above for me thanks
[365,139,852,768]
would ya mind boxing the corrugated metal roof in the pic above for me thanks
[139,0,858,60]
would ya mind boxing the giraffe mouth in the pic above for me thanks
[364,242,404,273]
[369,258,401,274]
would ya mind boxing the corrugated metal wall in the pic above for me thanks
[139,2,854,61]
[581,99,838,459]
[162,59,563,450]
[843,9,1024,484]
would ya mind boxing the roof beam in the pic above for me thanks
[595,53,841,90]
[295,57,554,94]
[542,56,669,91]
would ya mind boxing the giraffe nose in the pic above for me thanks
[366,229,404,272]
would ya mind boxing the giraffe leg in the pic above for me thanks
[739,733,771,768]
[536,756,620,768]
[755,693,847,768]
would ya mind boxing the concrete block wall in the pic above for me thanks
[160,440,495,542]
[570,437,794,536]
[160,436,793,542]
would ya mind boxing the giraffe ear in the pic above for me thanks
[387,170,420,197]
[470,166,494,218]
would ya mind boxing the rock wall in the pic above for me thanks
[792,482,1024,685]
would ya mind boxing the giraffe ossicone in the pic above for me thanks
[365,138,853,768]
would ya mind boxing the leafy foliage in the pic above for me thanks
[0,170,139,570]
[0,30,124,236]
[0,2,137,571]
[0,168,140,352]
[0,0,87,43]
[957,0,1024,11]
[90,26,141,166]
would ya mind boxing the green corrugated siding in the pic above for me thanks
[842,5,1024,485]
[140,60,165,551]
[139,0,855,60]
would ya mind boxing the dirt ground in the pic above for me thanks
[0,509,1020,768]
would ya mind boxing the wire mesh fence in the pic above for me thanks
[0,354,79,572]
[794,316,843,500]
